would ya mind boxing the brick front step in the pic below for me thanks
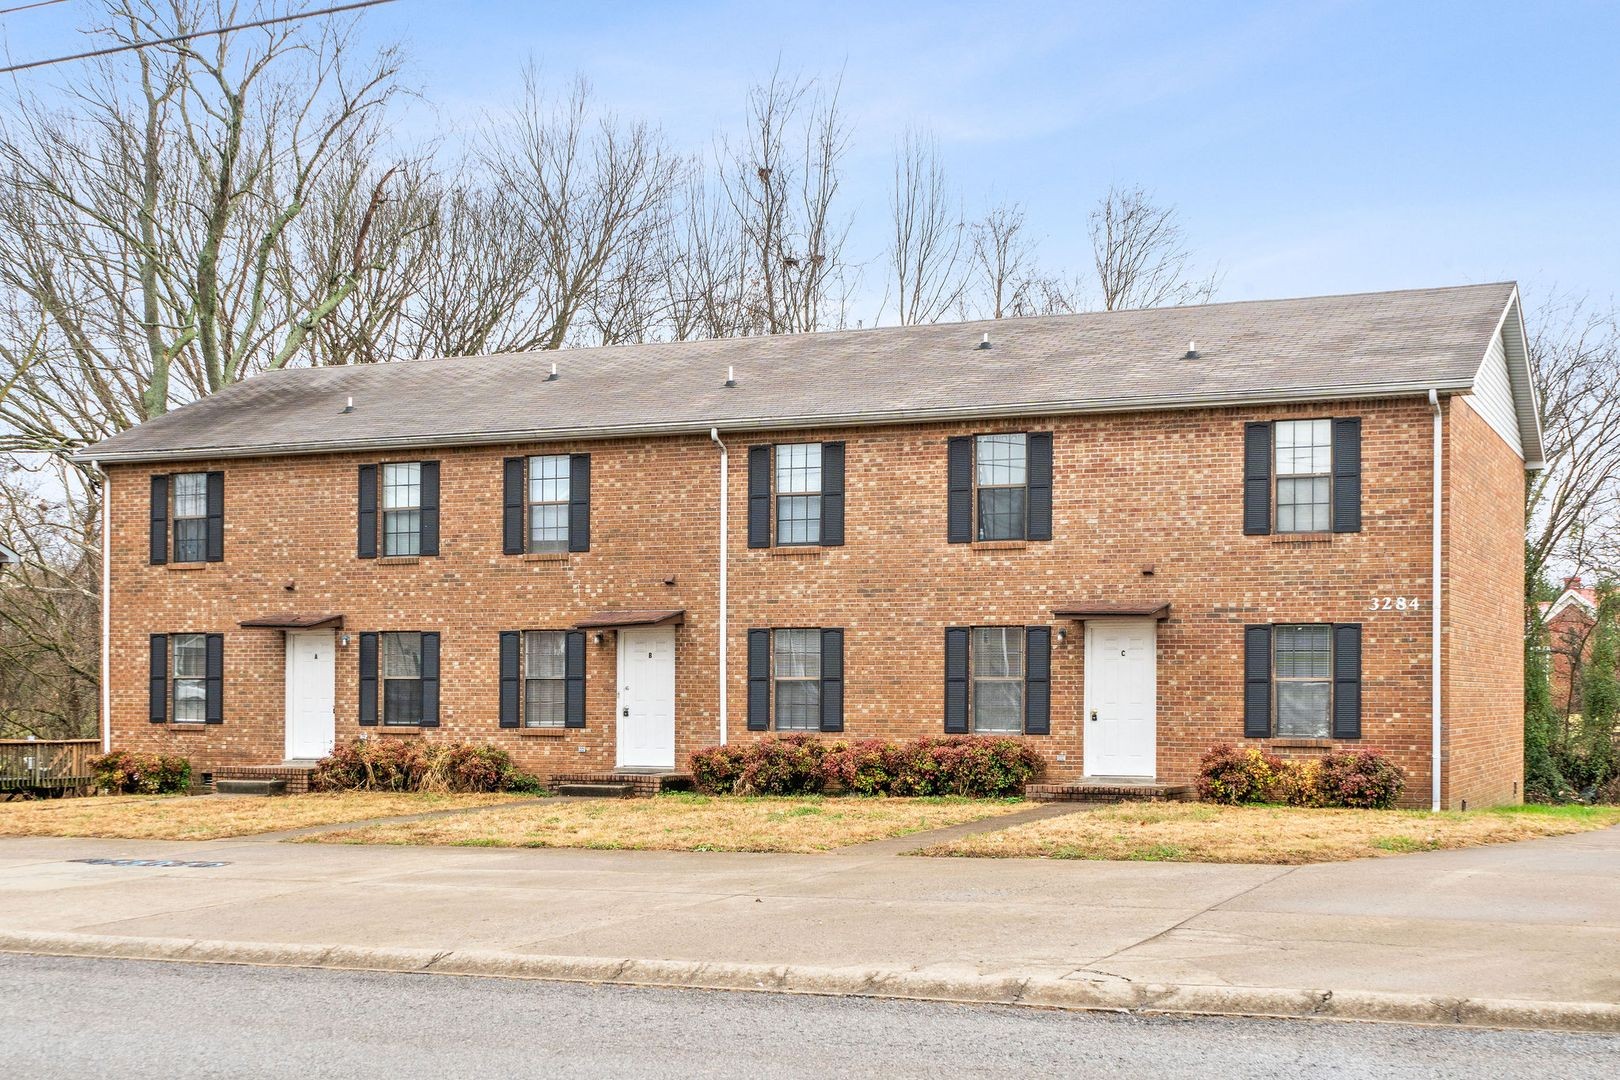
[548,771,692,798]
[1026,781,1195,803]
[210,765,315,794]
[556,782,635,799]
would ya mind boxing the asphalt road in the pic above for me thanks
[4,954,1618,1079]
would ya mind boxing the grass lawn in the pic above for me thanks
[0,791,529,841]
[914,802,1620,864]
[300,792,1025,853]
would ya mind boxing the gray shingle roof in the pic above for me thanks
[82,282,1526,464]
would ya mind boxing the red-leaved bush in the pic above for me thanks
[1197,743,1405,809]
[691,735,1042,797]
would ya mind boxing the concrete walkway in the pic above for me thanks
[1,822,1618,1030]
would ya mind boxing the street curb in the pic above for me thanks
[3,930,1618,1033]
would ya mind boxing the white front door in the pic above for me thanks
[1083,619,1157,778]
[617,627,676,769]
[285,631,336,760]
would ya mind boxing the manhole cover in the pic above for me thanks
[69,858,229,868]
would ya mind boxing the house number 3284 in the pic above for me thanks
[1369,596,1421,612]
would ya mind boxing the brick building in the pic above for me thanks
[81,283,1540,808]
[1541,577,1601,718]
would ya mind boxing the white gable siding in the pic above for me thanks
[1464,329,1523,457]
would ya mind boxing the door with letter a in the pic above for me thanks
[1083,619,1157,778]
[617,627,676,769]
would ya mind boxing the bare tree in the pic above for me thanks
[1525,293,1620,588]
[719,65,854,334]
[1088,184,1218,311]
[885,130,966,325]
[483,70,681,351]
[966,201,1084,319]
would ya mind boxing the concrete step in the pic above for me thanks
[1025,781,1194,804]
[213,778,288,797]
[556,782,634,799]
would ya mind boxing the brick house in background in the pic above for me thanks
[79,283,1541,808]
[1541,577,1601,718]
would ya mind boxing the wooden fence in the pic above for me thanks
[0,739,98,796]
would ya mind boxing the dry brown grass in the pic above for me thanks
[915,802,1620,864]
[302,793,1024,853]
[0,791,526,841]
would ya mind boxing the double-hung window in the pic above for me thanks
[382,631,425,726]
[975,434,1028,541]
[171,473,209,563]
[1274,625,1332,737]
[381,463,422,557]
[170,633,207,724]
[775,444,823,545]
[773,629,822,730]
[527,455,570,553]
[523,630,567,727]
[1273,419,1332,533]
[971,627,1024,733]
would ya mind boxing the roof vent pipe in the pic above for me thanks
[724,365,737,388]
[977,333,991,350]
[1184,341,1199,359]
[341,396,354,414]
[546,362,559,382]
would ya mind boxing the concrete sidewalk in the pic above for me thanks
[2,824,1619,1030]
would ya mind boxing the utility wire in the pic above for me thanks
[0,0,398,74]
[0,1,72,17]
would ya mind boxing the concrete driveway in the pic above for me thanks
[1,821,1618,1029]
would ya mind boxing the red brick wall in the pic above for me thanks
[103,395,1525,805]
[1443,397,1526,808]
[1546,603,1596,718]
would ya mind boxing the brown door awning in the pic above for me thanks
[574,609,686,629]
[1051,602,1170,620]
[239,612,345,630]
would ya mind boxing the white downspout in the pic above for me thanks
[709,428,728,745]
[1429,390,1442,811]
[94,460,111,753]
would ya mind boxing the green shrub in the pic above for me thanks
[689,744,749,794]
[1196,744,1281,804]
[89,750,192,795]
[1196,743,1406,809]
[311,739,538,794]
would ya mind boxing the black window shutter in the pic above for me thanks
[148,634,168,723]
[947,437,973,544]
[499,631,521,728]
[747,446,772,548]
[419,632,441,727]
[204,633,224,724]
[358,632,379,726]
[502,457,526,555]
[564,630,587,728]
[357,465,378,559]
[819,442,845,547]
[1332,418,1362,534]
[205,471,225,562]
[747,629,770,730]
[418,461,440,557]
[944,627,969,732]
[820,628,844,732]
[1244,625,1272,738]
[1024,626,1051,735]
[1333,624,1363,739]
[1026,433,1053,542]
[1243,423,1272,536]
[149,475,169,565]
[568,454,591,552]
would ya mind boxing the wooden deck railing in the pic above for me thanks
[0,739,99,794]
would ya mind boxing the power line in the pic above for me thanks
[0,0,398,75]
[0,1,72,17]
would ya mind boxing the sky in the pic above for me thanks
[2,0,1617,320]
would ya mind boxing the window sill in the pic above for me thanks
[164,562,210,572]
[517,727,567,737]
[765,546,826,560]
[375,726,425,735]
[522,551,570,564]
[1264,738,1339,749]
[167,722,209,732]
[1270,534,1332,547]
[970,540,1028,551]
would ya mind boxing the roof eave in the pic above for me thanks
[76,380,1475,466]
